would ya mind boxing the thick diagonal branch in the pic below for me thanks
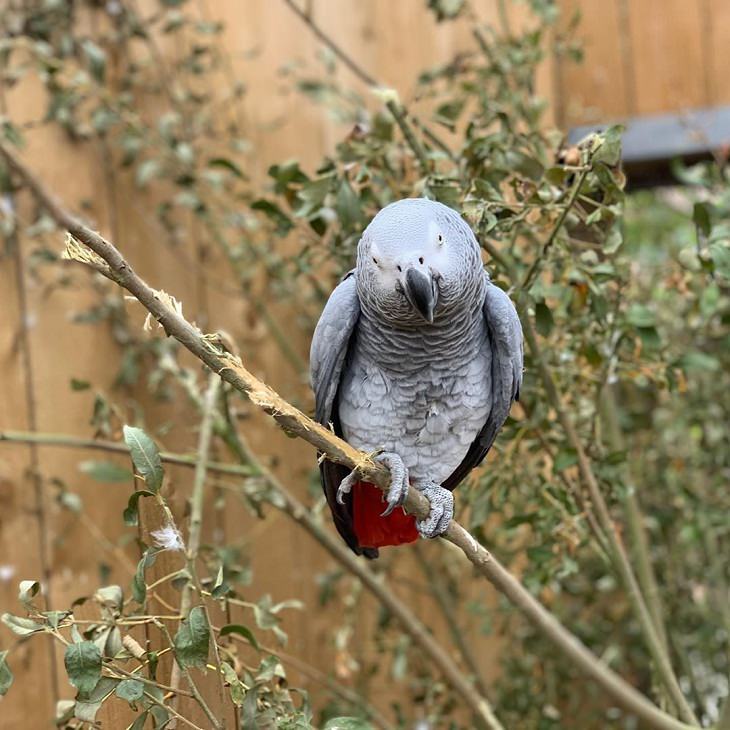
[0,140,697,730]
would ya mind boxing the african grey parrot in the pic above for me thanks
[310,198,523,558]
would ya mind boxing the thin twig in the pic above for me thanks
[718,694,730,730]
[143,690,206,730]
[104,663,195,698]
[5,192,60,704]
[601,389,670,652]
[216,429,503,730]
[520,168,589,292]
[0,141,698,730]
[489,206,697,725]
[412,542,496,729]
[280,0,449,166]
[0,431,255,476]
[220,630,394,730]
[170,374,224,726]
[156,619,222,730]
[520,313,698,725]
[384,99,430,172]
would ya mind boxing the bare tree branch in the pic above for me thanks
[0,140,698,730]
[280,0,453,161]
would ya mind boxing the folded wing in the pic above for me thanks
[309,272,374,555]
[442,275,523,490]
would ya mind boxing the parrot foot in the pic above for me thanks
[336,469,359,505]
[414,482,453,539]
[374,452,409,517]
[335,451,409,517]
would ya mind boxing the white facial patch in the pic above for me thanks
[369,239,382,263]
[428,220,450,272]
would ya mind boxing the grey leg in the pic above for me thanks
[413,481,453,538]
[336,451,409,517]
[335,469,360,505]
[375,452,409,517]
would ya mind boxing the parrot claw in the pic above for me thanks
[375,452,409,517]
[336,470,359,505]
[414,482,453,539]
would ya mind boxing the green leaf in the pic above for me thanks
[427,0,465,21]
[335,178,362,229]
[211,565,230,599]
[144,685,169,725]
[150,704,170,726]
[692,201,712,238]
[132,549,157,605]
[207,157,246,179]
[173,606,210,670]
[221,661,246,706]
[1,613,44,636]
[592,124,624,166]
[123,426,163,493]
[553,450,578,472]
[434,99,465,127]
[0,651,13,696]
[123,490,155,527]
[295,176,333,218]
[626,304,655,328]
[74,677,118,723]
[41,611,71,630]
[79,460,133,483]
[129,711,149,730]
[637,326,661,349]
[64,641,102,695]
[322,717,373,730]
[18,580,40,608]
[135,159,161,187]
[94,585,123,612]
[708,240,730,278]
[115,678,145,704]
[219,624,260,651]
[604,226,623,254]
[678,352,720,373]
[251,199,294,236]
[55,700,75,725]
[80,39,106,83]
[147,651,159,681]
[534,301,553,337]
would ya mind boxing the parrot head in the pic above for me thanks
[356,198,483,326]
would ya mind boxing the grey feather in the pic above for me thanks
[442,275,523,490]
[309,271,378,557]
[310,270,360,425]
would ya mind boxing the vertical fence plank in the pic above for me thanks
[556,0,630,126]
[706,0,730,106]
[625,0,707,115]
[0,205,57,729]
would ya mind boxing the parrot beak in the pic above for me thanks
[404,266,437,323]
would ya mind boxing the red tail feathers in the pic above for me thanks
[352,481,419,548]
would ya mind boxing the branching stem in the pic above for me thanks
[0,140,699,730]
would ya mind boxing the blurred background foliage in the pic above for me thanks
[0,0,728,728]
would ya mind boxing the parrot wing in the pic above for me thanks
[442,274,523,490]
[310,271,375,556]
[310,270,360,424]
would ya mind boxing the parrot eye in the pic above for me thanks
[418,257,424,264]
[437,234,443,243]
[397,265,402,272]
[372,257,378,264]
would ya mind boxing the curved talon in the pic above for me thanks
[375,452,409,517]
[336,470,359,505]
[414,482,454,539]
